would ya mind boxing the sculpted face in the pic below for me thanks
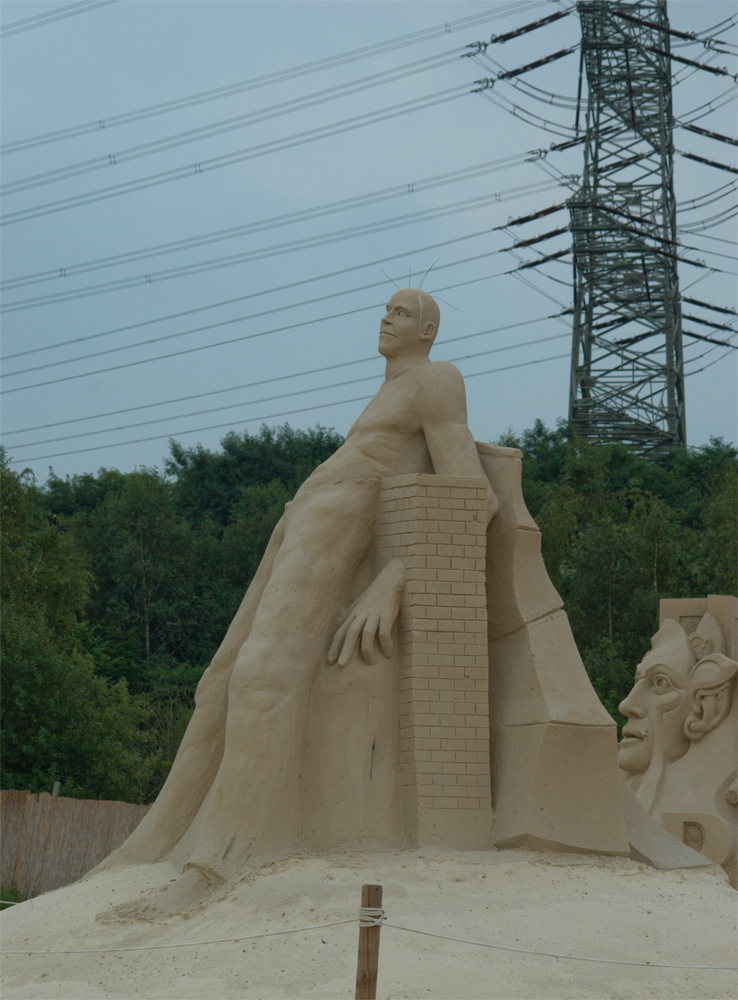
[378,288,439,359]
[618,622,694,775]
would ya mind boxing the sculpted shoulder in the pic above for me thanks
[415,359,465,394]
[414,361,467,419]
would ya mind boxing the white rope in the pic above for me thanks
[0,900,19,905]
[3,908,736,971]
[0,917,358,955]
[382,921,738,971]
[359,906,385,928]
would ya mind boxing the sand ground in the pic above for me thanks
[1,847,736,1000]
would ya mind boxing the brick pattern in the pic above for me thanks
[375,475,491,817]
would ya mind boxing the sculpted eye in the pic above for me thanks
[652,674,672,691]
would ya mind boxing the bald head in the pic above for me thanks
[408,288,440,341]
[378,288,441,362]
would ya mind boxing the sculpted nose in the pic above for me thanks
[619,687,645,718]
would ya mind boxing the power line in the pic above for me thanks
[3,313,566,438]
[0,200,568,367]
[1,50,466,196]
[10,331,573,451]
[1,2,546,153]
[1,252,516,387]
[9,351,572,466]
[682,296,737,317]
[679,121,738,146]
[0,0,116,38]
[14,334,732,468]
[0,177,563,314]
[0,155,540,293]
[0,84,474,226]
[2,264,572,395]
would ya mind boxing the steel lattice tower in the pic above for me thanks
[568,0,686,454]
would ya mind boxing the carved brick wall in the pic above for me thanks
[374,474,493,848]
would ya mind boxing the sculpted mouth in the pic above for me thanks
[621,727,645,741]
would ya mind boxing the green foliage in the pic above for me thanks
[0,885,24,909]
[2,421,734,804]
[1,458,158,802]
[1,425,342,804]
[165,423,342,528]
[500,422,737,724]
[0,601,156,801]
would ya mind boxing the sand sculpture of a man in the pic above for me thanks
[103,288,500,915]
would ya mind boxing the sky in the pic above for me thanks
[1,0,736,485]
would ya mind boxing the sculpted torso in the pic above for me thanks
[299,368,436,493]
[298,286,498,500]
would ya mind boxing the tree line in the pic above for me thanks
[2,421,735,804]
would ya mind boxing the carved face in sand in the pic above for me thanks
[378,289,439,359]
[618,615,736,776]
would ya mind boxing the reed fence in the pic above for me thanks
[1,789,149,898]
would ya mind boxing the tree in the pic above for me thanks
[0,457,157,801]
[165,423,342,528]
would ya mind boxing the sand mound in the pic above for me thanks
[2,848,736,1000]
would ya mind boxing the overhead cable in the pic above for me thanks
[0,0,116,37]
[487,9,572,45]
[0,156,536,293]
[1,50,465,196]
[2,311,568,438]
[1,208,569,366]
[2,258,520,391]
[10,332,573,451]
[1,178,563,314]
[682,296,737,317]
[1,1,546,152]
[10,353,572,466]
[679,122,738,146]
[0,84,473,226]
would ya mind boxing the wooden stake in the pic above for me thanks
[355,883,383,1000]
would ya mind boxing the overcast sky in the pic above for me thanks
[1,0,736,484]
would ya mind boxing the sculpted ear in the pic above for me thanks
[683,680,733,742]
[689,612,724,660]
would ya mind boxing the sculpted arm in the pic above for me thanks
[417,362,500,521]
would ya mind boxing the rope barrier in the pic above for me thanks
[0,917,358,955]
[382,921,738,971]
[2,907,736,971]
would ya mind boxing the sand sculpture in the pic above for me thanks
[96,287,717,919]
[619,596,738,882]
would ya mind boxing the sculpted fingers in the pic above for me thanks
[361,615,380,664]
[377,616,394,659]
[338,616,364,668]
[327,615,353,665]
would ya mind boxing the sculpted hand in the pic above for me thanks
[327,559,406,668]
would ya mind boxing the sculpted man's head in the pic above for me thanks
[618,613,737,776]
[378,288,440,361]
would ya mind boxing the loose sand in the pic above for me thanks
[1,848,736,1000]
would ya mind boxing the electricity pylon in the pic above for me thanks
[568,0,686,454]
